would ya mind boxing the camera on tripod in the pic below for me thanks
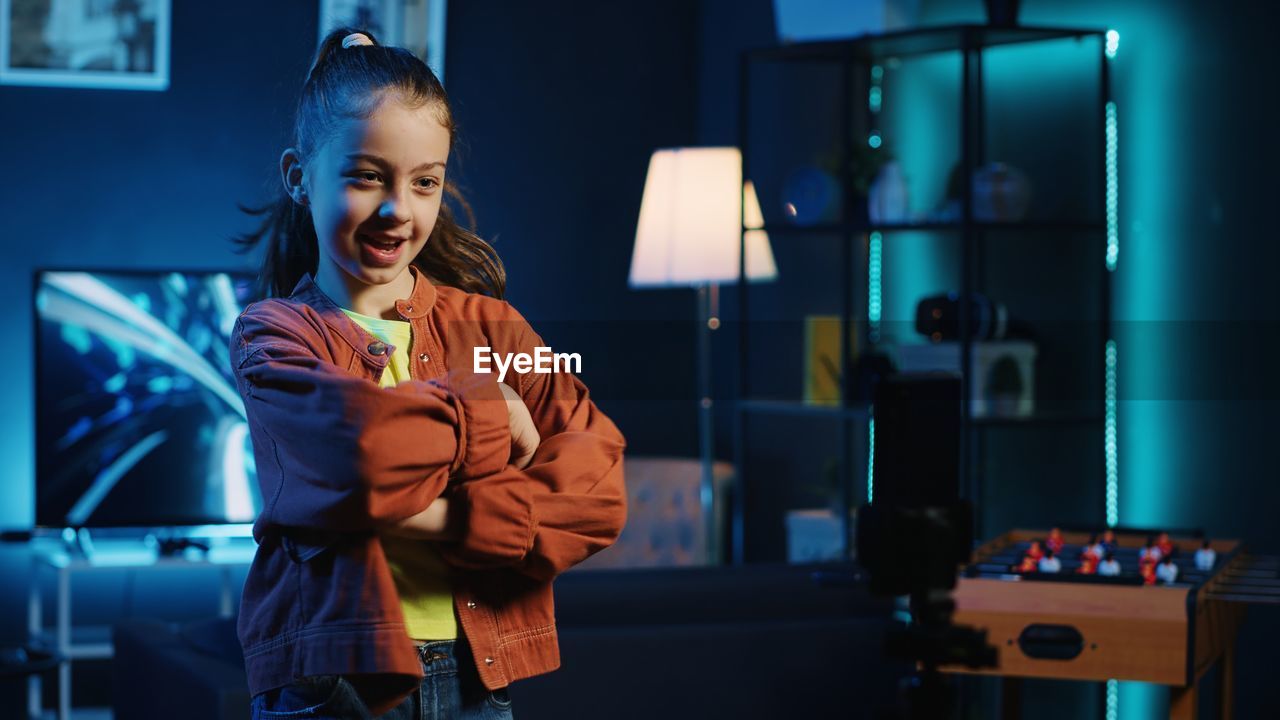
[856,374,998,720]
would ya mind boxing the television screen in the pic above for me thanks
[35,270,262,528]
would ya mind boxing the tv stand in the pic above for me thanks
[26,535,255,720]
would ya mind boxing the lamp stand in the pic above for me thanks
[697,282,720,565]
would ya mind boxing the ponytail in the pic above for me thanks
[232,195,318,300]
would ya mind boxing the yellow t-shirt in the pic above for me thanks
[341,307,458,641]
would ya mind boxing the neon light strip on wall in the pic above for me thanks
[1104,33,1120,720]
[868,231,883,343]
[866,418,876,503]
[1106,101,1119,271]
[1106,339,1119,527]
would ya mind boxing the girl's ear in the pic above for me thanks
[280,148,308,206]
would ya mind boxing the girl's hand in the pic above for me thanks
[386,497,455,540]
[499,382,540,469]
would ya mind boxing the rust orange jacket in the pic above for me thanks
[230,266,627,713]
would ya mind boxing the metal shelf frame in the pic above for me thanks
[732,24,1113,565]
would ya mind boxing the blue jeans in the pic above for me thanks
[250,634,514,719]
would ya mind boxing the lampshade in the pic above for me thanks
[629,147,778,288]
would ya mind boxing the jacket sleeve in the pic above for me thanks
[436,303,627,581]
[232,305,510,532]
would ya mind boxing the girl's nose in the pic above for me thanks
[378,195,411,223]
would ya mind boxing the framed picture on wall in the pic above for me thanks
[318,0,447,81]
[0,0,170,90]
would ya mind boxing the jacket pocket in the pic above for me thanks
[253,675,344,717]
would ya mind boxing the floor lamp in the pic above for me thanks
[628,147,777,565]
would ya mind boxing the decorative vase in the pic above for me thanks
[972,162,1031,222]
[781,166,840,226]
[867,161,909,224]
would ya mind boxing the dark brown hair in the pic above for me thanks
[234,27,505,299]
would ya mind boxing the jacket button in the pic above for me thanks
[466,601,477,609]
[419,353,430,362]
[405,304,414,312]
[367,341,387,356]
[484,657,495,665]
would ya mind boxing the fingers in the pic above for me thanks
[511,425,541,469]
[499,381,541,469]
[498,382,521,403]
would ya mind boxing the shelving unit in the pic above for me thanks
[732,25,1114,564]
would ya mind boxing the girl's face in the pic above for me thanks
[301,99,450,292]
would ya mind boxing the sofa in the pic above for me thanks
[572,456,734,570]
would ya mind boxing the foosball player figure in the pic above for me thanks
[1139,536,1162,565]
[1038,548,1062,574]
[1101,529,1118,555]
[1026,539,1045,561]
[1140,558,1158,585]
[1077,552,1098,575]
[1015,553,1039,574]
[1047,527,1065,554]
[1156,531,1174,558]
[1097,551,1121,577]
[1195,539,1217,571]
[1082,532,1103,562]
[1155,553,1179,585]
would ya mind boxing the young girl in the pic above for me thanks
[231,28,627,719]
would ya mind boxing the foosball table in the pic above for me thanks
[941,529,1278,719]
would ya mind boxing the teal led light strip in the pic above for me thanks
[1106,101,1119,271]
[869,64,883,113]
[868,231,883,343]
[868,65,884,149]
[867,417,876,503]
[1105,339,1119,527]
[1104,32,1121,720]
[864,64,885,507]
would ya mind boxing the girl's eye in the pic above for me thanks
[350,171,380,183]
[417,177,440,190]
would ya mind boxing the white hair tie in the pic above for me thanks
[342,32,374,49]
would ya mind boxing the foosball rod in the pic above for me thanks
[1207,592,1280,604]
[1206,584,1280,597]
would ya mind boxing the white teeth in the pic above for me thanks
[362,235,399,250]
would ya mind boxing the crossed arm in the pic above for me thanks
[233,302,626,581]
[388,383,540,541]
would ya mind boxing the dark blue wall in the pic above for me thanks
[443,0,702,459]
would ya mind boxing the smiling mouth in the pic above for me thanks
[359,233,406,250]
[357,233,408,266]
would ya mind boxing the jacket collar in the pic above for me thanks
[288,265,439,364]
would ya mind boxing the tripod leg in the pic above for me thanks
[1221,643,1235,720]
[1001,677,1021,720]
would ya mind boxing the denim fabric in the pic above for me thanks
[251,634,513,720]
